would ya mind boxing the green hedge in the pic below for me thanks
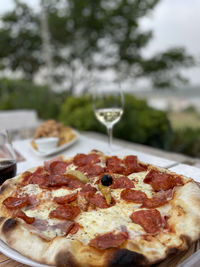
[59,94,173,150]
[0,78,66,119]
[170,128,200,157]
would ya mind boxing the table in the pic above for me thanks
[1,133,200,267]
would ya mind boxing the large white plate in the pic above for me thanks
[29,129,79,157]
[0,240,53,267]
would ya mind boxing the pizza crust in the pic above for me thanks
[169,182,200,243]
[0,216,149,267]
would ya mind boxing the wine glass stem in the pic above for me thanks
[107,126,113,152]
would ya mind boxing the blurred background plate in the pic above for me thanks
[29,129,79,157]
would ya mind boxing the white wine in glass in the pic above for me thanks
[93,82,124,153]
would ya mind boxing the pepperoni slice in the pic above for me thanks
[21,171,32,184]
[3,196,30,209]
[80,184,97,198]
[130,209,162,234]
[121,189,147,203]
[47,161,70,175]
[44,156,63,171]
[28,174,49,188]
[30,174,68,188]
[79,185,97,210]
[88,193,110,209]
[65,175,85,189]
[106,156,125,174]
[87,165,105,177]
[83,191,116,209]
[27,167,49,188]
[48,174,85,189]
[121,189,173,208]
[14,210,35,224]
[22,167,47,186]
[66,222,80,236]
[123,155,147,174]
[110,176,135,189]
[144,170,183,192]
[73,154,87,166]
[77,164,104,177]
[53,192,78,204]
[47,174,68,187]
[29,166,48,179]
[142,190,172,208]
[89,232,128,249]
[80,184,97,194]
[49,205,81,220]
[73,153,100,166]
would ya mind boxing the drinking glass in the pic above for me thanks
[0,129,17,184]
[93,81,124,153]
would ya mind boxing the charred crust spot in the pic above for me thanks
[0,184,7,195]
[108,249,147,267]
[55,251,79,267]
[2,218,18,234]
[181,234,193,247]
[0,217,5,225]
[165,247,178,257]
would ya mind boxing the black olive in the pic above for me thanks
[101,175,113,186]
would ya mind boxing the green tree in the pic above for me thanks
[0,0,194,93]
[0,1,42,80]
[0,78,67,119]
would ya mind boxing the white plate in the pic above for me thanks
[29,129,79,157]
[0,238,195,267]
[0,239,53,267]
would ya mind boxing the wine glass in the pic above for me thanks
[93,81,124,153]
[0,129,17,184]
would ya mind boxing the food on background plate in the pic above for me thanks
[0,151,200,266]
[31,120,77,150]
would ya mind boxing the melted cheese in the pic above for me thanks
[157,203,171,217]
[129,171,154,198]
[20,184,42,196]
[51,188,74,198]
[66,164,77,172]
[96,160,106,168]
[111,189,122,200]
[73,202,144,244]
[25,202,55,220]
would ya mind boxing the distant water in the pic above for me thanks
[128,87,200,111]
[131,87,200,98]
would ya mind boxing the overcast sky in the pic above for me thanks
[1,0,200,85]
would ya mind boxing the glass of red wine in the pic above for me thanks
[0,129,17,185]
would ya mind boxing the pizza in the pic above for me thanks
[0,150,200,267]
